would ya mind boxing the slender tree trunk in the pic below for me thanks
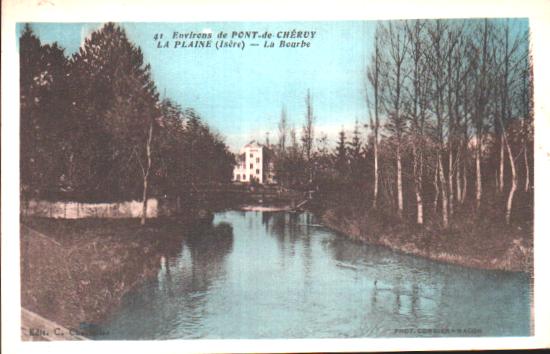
[447,54,454,216]
[434,162,440,212]
[500,19,517,224]
[524,145,529,193]
[474,19,488,211]
[412,143,423,224]
[461,114,469,205]
[141,178,149,225]
[462,158,468,204]
[438,152,449,228]
[475,136,482,209]
[373,136,379,208]
[448,149,454,215]
[499,135,505,193]
[503,130,517,224]
[456,157,462,203]
[368,31,380,210]
[397,143,403,218]
[523,123,530,192]
[416,185,423,224]
[405,20,426,223]
[141,121,154,226]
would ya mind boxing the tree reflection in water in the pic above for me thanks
[97,211,530,339]
[99,221,234,340]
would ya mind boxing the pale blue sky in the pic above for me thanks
[18,19,529,151]
[19,21,375,151]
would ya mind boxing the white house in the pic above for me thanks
[233,140,275,184]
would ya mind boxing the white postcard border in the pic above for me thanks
[2,0,549,353]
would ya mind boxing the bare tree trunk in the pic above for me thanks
[523,146,531,192]
[522,118,530,193]
[141,121,154,226]
[499,135,505,193]
[303,90,315,184]
[462,159,468,204]
[461,111,469,205]
[448,149,454,215]
[405,19,426,223]
[438,152,449,228]
[446,48,455,217]
[413,143,423,224]
[500,19,518,224]
[380,22,407,218]
[504,136,517,224]
[141,179,149,225]
[397,144,403,218]
[496,115,517,224]
[373,137,379,207]
[434,162,440,213]
[474,19,489,211]
[415,180,423,224]
[367,28,381,209]
[456,159,462,203]
[475,138,482,209]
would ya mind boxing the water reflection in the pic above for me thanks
[97,211,531,340]
[325,233,531,336]
[95,221,234,339]
[157,223,233,296]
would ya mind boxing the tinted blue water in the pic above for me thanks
[95,211,532,339]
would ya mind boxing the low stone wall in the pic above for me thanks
[21,198,171,219]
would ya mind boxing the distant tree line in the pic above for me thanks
[20,23,234,223]
[273,19,533,228]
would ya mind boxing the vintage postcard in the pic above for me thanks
[2,0,550,353]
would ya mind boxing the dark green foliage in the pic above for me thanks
[348,119,366,181]
[20,23,234,202]
[334,128,348,177]
[65,23,160,200]
[178,108,235,188]
[20,24,71,198]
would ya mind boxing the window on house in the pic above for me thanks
[243,174,247,180]
[236,174,240,181]
[250,163,253,169]
[256,157,260,163]
[256,169,260,175]
[250,153,253,158]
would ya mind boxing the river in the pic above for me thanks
[94,210,532,339]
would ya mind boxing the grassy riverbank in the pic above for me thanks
[309,187,533,273]
[20,217,190,331]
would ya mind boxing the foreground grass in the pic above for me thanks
[20,217,188,330]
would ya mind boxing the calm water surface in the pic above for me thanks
[96,211,532,339]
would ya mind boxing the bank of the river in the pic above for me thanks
[20,197,532,337]
[316,205,533,273]
[85,210,533,339]
[20,216,196,331]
